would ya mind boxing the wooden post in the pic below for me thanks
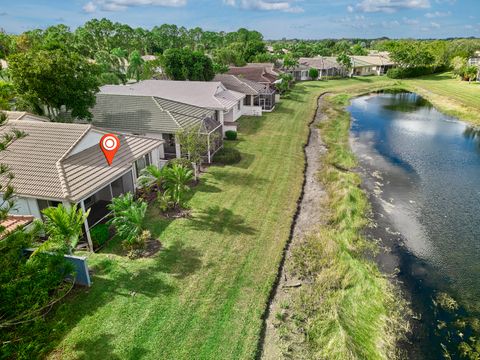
[80,200,94,252]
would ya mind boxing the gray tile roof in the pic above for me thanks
[0,120,162,202]
[5,111,49,122]
[90,94,217,134]
[99,80,244,111]
[214,74,275,96]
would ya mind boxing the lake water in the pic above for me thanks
[348,92,480,359]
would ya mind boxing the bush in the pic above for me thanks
[166,157,194,170]
[213,147,241,165]
[309,68,319,79]
[225,130,238,140]
[90,224,110,249]
[386,66,446,79]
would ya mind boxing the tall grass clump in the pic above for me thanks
[284,94,409,359]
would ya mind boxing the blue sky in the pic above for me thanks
[0,0,478,39]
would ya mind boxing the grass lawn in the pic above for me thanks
[403,72,480,124]
[44,74,480,360]
[47,82,320,360]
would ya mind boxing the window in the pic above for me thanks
[37,199,62,219]
[243,96,251,106]
[237,101,241,111]
[135,153,151,177]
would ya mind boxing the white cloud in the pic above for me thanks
[83,0,186,12]
[403,17,419,25]
[347,5,354,12]
[223,0,304,13]
[425,10,450,18]
[355,0,430,13]
[430,21,440,28]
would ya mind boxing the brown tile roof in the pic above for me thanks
[0,120,162,202]
[0,215,34,238]
[227,66,277,84]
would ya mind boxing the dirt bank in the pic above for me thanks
[260,94,327,359]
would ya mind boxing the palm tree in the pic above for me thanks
[127,50,145,82]
[107,193,147,250]
[35,204,89,254]
[163,164,193,208]
[138,165,166,189]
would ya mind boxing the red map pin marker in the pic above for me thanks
[100,134,120,166]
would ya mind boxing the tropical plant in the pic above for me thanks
[225,130,237,140]
[90,223,110,249]
[277,73,294,94]
[138,164,166,189]
[283,53,299,70]
[163,164,193,208]
[157,192,173,212]
[127,50,145,82]
[34,204,90,254]
[336,53,352,75]
[107,193,148,254]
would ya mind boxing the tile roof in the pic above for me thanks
[351,55,394,67]
[0,120,162,202]
[227,66,278,84]
[0,215,34,238]
[99,80,244,111]
[299,57,341,70]
[91,94,218,134]
[5,111,48,122]
[214,74,274,95]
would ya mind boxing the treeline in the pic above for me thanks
[0,19,269,118]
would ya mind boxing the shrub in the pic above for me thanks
[90,224,110,249]
[163,164,194,208]
[309,67,319,79]
[225,130,238,140]
[166,157,194,170]
[386,66,446,79]
[157,191,173,212]
[213,147,241,165]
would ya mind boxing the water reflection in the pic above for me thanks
[349,92,480,359]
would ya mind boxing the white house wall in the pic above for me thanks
[10,197,42,218]
[243,106,262,116]
[70,130,104,156]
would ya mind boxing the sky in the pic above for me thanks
[0,0,478,39]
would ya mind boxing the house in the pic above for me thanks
[97,80,244,135]
[90,90,223,162]
[226,63,279,86]
[213,74,276,115]
[0,118,163,250]
[350,54,395,76]
[282,63,311,81]
[467,50,480,66]
[297,57,346,79]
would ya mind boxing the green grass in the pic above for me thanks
[402,72,480,124]
[44,82,319,360]
[37,74,480,360]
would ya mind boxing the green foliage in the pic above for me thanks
[163,164,193,208]
[8,49,99,120]
[336,53,352,72]
[90,223,110,249]
[277,73,294,94]
[176,124,215,178]
[107,193,148,254]
[0,230,74,358]
[127,49,145,82]
[138,164,166,189]
[162,48,214,81]
[35,204,90,254]
[225,130,238,140]
[213,147,241,165]
[282,53,299,70]
[387,66,444,79]
[308,67,319,80]
[0,80,15,109]
[166,157,194,170]
[156,191,174,212]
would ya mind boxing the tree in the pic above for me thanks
[283,54,299,70]
[464,65,478,83]
[34,204,90,254]
[337,53,352,76]
[451,56,467,77]
[176,124,213,179]
[8,49,99,120]
[162,48,214,81]
[127,50,145,82]
[107,193,148,254]
[163,164,193,208]
[277,73,294,94]
[0,111,26,236]
[0,81,15,109]
[309,68,319,80]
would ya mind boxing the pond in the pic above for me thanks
[349,92,480,359]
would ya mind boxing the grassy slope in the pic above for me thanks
[46,74,479,359]
[402,72,480,124]
[48,83,319,360]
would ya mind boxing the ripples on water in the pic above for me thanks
[349,92,480,359]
